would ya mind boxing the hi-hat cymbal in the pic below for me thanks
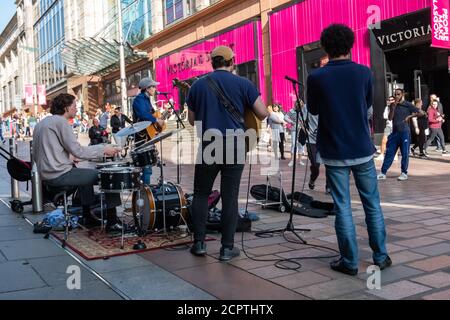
[115,122,153,137]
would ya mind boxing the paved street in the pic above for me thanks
[1,127,450,300]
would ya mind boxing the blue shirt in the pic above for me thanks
[307,59,376,160]
[132,92,157,123]
[186,70,260,135]
[392,101,419,133]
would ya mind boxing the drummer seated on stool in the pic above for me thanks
[33,93,123,232]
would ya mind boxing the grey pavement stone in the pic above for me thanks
[0,261,47,293]
[411,242,450,257]
[0,225,42,241]
[0,280,122,300]
[84,254,152,273]
[102,265,215,300]
[27,255,98,287]
[366,280,432,300]
[0,215,27,227]
[357,265,424,284]
[411,272,450,289]
[294,278,366,299]
[0,238,66,261]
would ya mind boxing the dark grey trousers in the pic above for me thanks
[45,168,121,208]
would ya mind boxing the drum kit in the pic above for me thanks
[95,124,190,249]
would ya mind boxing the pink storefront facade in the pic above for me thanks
[268,0,450,137]
[155,20,265,110]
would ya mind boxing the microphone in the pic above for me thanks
[156,91,171,95]
[285,75,302,85]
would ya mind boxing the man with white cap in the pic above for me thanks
[132,76,165,184]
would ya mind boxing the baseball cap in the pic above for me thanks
[139,77,160,89]
[211,46,234,61]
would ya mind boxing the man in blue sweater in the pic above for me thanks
[132,77,165,184]
[307,24,391,275]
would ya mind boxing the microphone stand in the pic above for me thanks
[257,78,310,243]
[161,93,185,185]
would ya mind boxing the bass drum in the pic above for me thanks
[132,183,189,235]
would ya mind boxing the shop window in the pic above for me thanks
[165,0,195,25]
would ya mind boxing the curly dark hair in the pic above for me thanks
[320,24,355,58]
[50,93,76,115]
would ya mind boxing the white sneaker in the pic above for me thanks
[397,173,408,181]
[288,161,294,167]
[299,160,305,166]
[377,173,386,180]
[394,155,398,161]
[375,154,384,161]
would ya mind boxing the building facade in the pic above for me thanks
[132,0,449,141]
[0,14,21,115]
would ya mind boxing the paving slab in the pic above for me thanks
[102,265,215,300]
[0,280,122,300]
[27,255,98,287]
[0,238,66,261]
[0,261,47,293]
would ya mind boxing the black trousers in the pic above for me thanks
[279,132,285,158]
[45,168,121,211]
[307,143,321,183]
[412,129,426,154]
[191,162,244,248]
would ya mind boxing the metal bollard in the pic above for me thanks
[31,162,43,213]
[9,138,20,199]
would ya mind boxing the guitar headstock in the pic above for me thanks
[172,78,191,92]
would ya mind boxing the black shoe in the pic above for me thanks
[106,223,123,233]
[375,256,392,270]
[330,259,358,276]
[33,222,52,234]
[80,214,102,227]
[190,241,207,256]
[410,147,416,156]
[219,246,240,262]
[308,181,315,190]
[419,153,429,159]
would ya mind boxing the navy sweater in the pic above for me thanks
[307,59,376,160]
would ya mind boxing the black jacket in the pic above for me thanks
[110,114,132,134]
[89,126,106,145]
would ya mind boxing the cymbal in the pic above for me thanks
[134,129,183,151]
[115,122,153,137]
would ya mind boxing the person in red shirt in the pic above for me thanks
[424,100,447,155]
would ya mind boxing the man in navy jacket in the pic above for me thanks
[307,24,391,275]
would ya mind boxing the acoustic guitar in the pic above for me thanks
[173,77,262,151]
[145,109,170,139]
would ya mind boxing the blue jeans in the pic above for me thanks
[381,130,410,175]
[326,160,388,269]
[142,166,152,185]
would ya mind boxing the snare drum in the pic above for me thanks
[131,146,159,167]
[132,183,189,235]
[96,161,130,170]
[99,167,142,192]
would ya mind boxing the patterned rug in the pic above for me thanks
[50,226,210,261]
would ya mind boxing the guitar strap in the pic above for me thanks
[206,76,246,128]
